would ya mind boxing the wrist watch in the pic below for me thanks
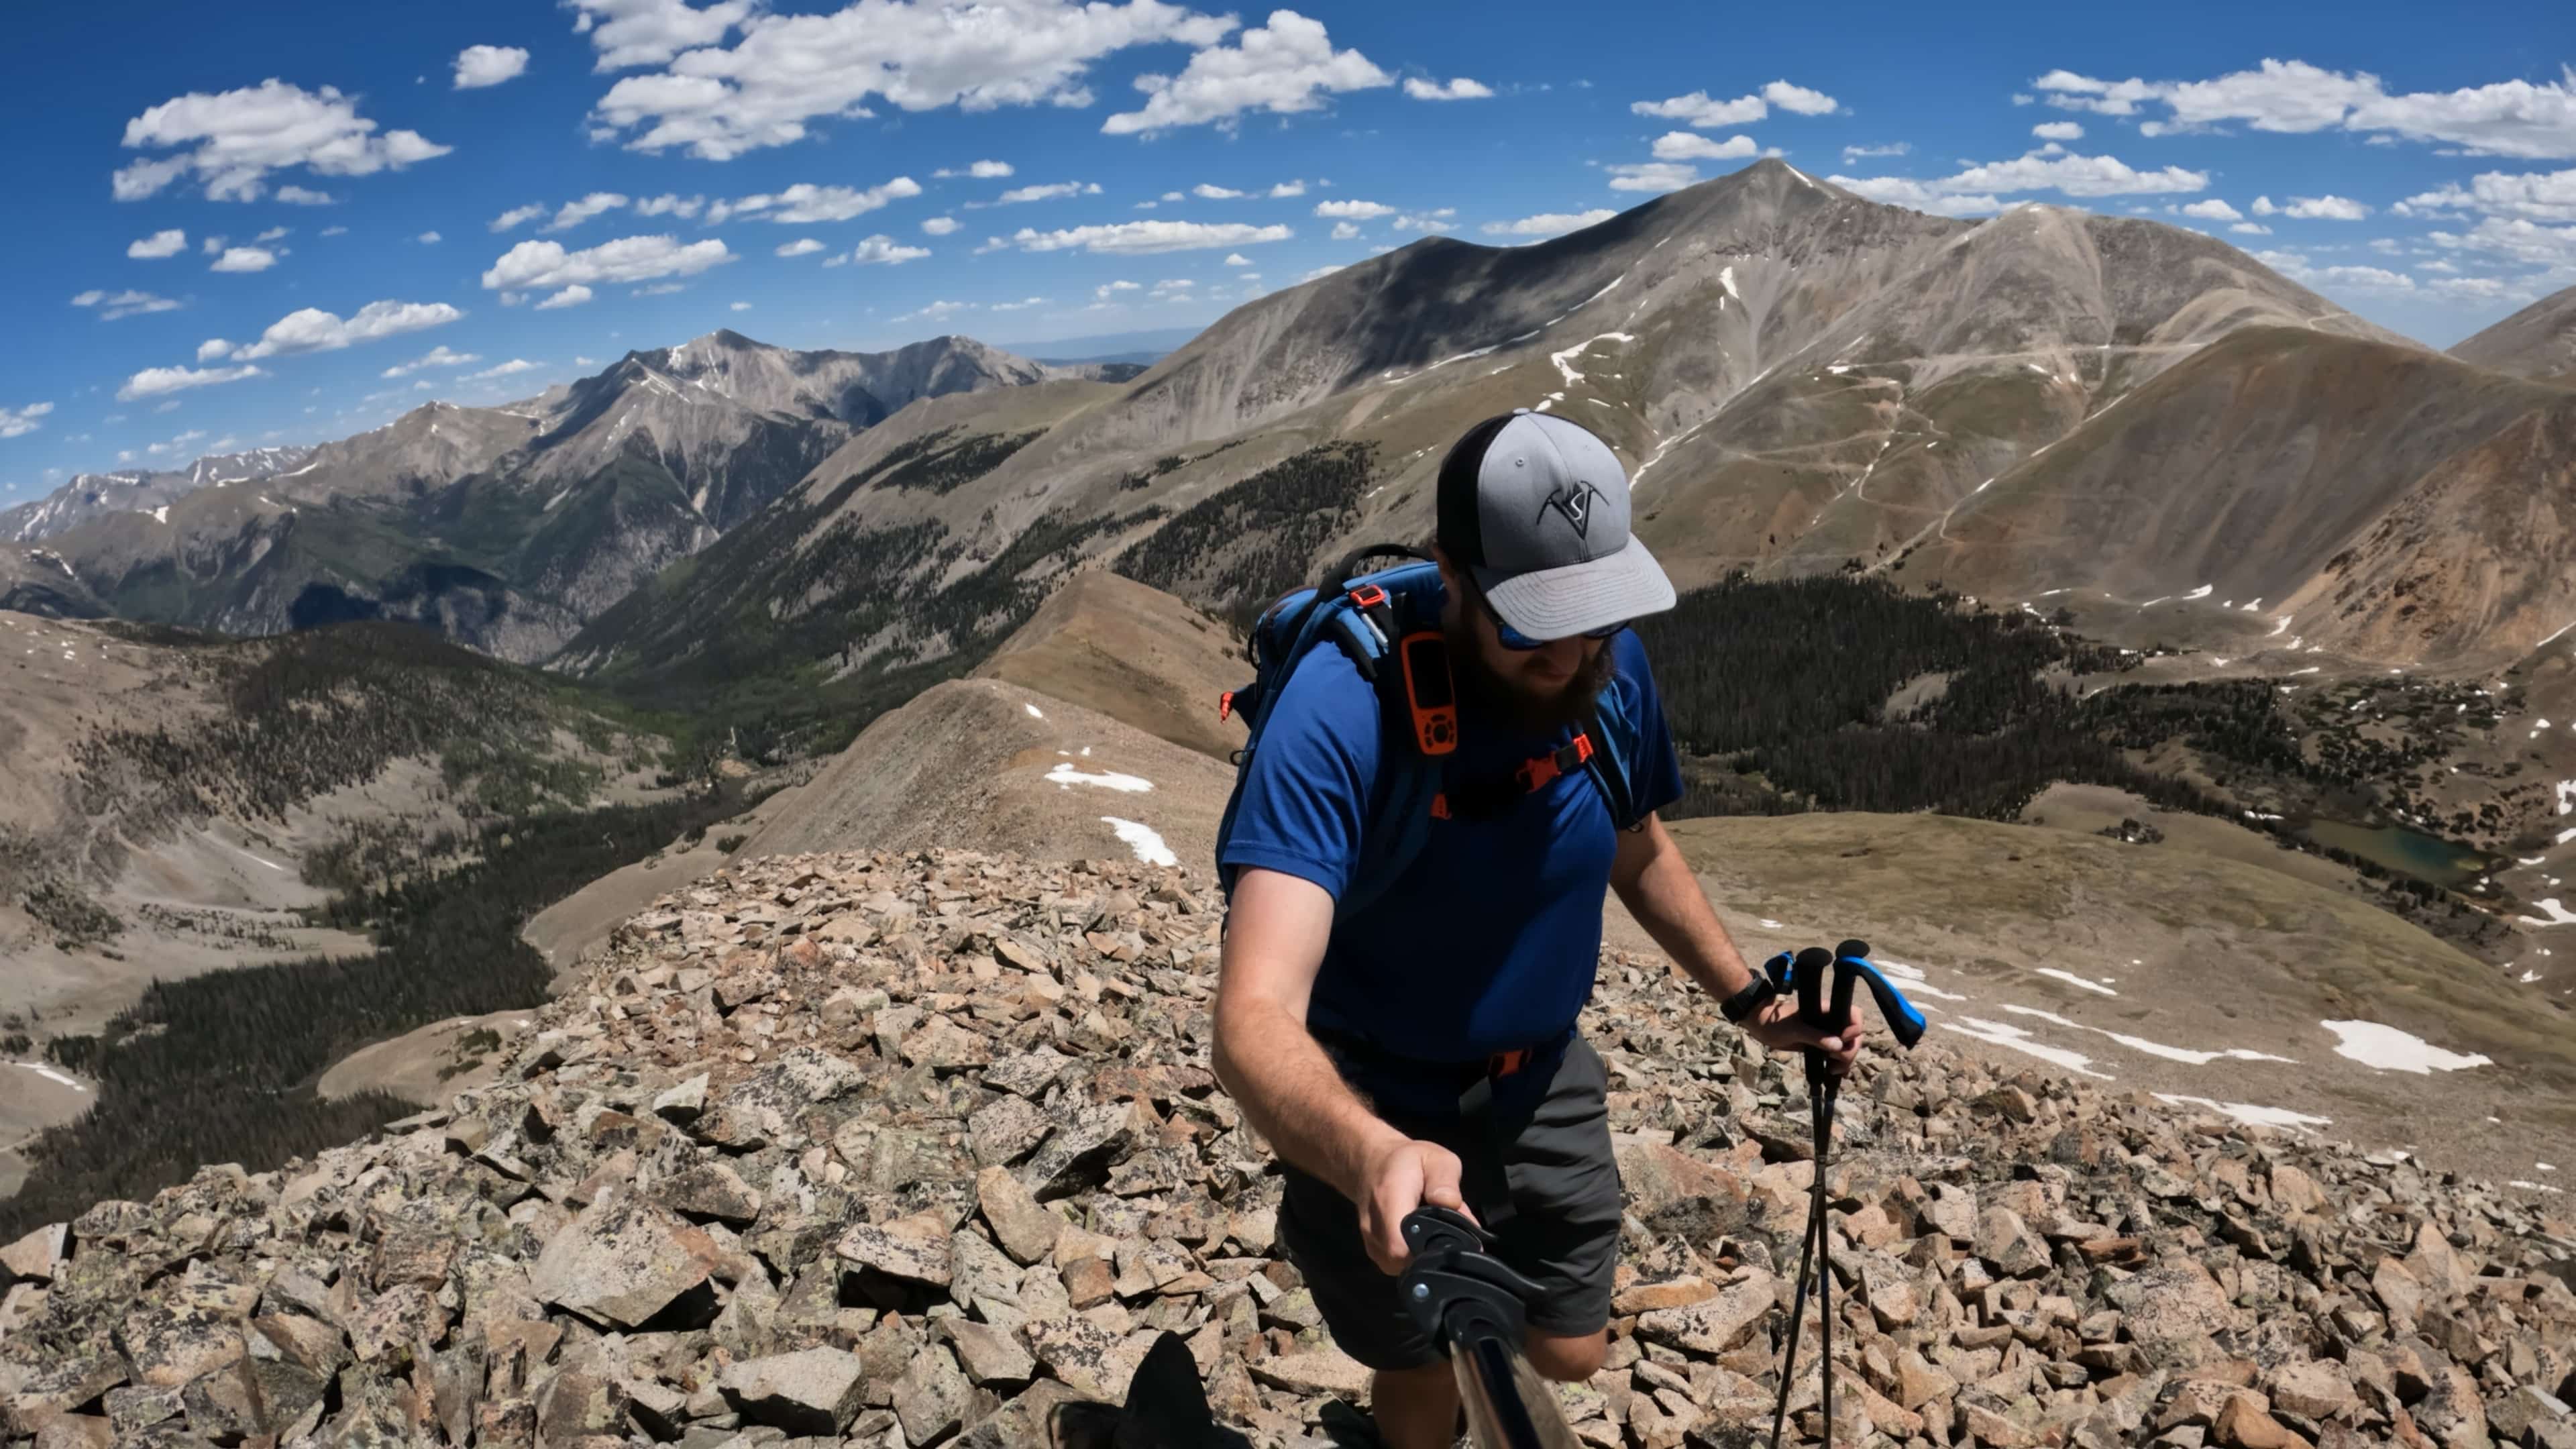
[1718,975,1778,1024]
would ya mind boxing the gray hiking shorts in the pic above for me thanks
[1275,1036,1624,1371]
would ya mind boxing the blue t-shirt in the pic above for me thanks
[1219,627,1685,1077]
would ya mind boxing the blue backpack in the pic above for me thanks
[1213,544,1644,914]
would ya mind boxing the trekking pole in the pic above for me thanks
[1399,1207,1582,1449]
[1764,940,1929,1447]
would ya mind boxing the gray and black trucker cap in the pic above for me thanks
[1434,409,1676,640]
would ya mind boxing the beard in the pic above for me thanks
[1444,614,1618,735]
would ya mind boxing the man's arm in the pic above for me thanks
[1609,813,1864,1073]
[1212,867,1470,1273]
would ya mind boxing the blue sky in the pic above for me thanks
[6,0,2573,501]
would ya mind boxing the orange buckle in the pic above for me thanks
[1430,793,1452,820]
[1218,690,1235,721]
[1348,584,1389,609]
[1517,730,1594,792]
[1491,1048,1529,1078]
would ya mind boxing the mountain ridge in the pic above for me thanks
[22,332,1079,660]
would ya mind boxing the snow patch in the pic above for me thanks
[1100,816,1176,867]
[1717,266,1740,301]
[1947,1016,2114,1079]
[2509,1181,2565,1193]
[1044,763,1152,793]
[1868,957,1969,1002]
[9,1062,87,1092]
[2181,584,2214,600]
[1997,1006,2295,1066]
[1550,333,1634,390]
[2033,967,2118,997]
[1024,702,1045,719]
[2150,1094,2330,1132]
[2516,898,2576,927]
[2320,1020,2492,1074]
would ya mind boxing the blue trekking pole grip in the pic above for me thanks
[1832,937,1929,1050]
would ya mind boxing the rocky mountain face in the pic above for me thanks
[3,848,2570,1448]
[0,446,317,545]
[34,333,1065,661]
[572,158,2484,724]
[0,548,105,619]
[1894,327,2576,669]
[2453,284,2576,385]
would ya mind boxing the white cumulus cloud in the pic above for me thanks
[235,300,464,358]
[536,286,596,309]
[490,203,547,233]
[381,345,482,377]
[995,180,1102,205]
[1010,219,1292,254]
[2178,199,2243,221]
[2032,121,2084,141]
[921,215,962,235]
[198,339,234,361]
[114,79,451,202]
[1481,209,1618,238]
[1652,132,1757,162]
[1823,175,2004,218]
[1404,75,1492,101]
[1314,199,1393,219]
[453,45,531,89]
[128,229,186,259]
[634,193,705,218]
[2284,194,2371,219]
[1631,90,1766,127]
[117,364,265,401]
[484,235,735,291]
[276,185,335,205]
[0,402,53,439]
[1102,10,1391,136]
[1269,179,1306,197]
[706,177,921,225]
[547,192,632,231]
[1608,162,1701,193]
[468,359,543,378]
[1761,80,1838,115]
[210,246,279,273]
[416,231,441,244]
[934,159,1017,179]
[72,288,184,320]
[1330,220,1359,239]
[584,0,1231,159]
[1841,143,1910,162]
[1193,183,1248,199]
[845,235,932,265]
[776,237,826,257]
[2397,166,2576,223]
[2033,59,2576,160]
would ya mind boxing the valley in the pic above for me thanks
[5,158,2575,1261]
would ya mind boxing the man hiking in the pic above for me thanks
[1210,411,1864,1448]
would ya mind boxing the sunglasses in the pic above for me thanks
[1471,588,1625,651]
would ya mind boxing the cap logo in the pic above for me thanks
[1536,480,1603,540]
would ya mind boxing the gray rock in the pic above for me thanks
[527,1189,719,1328]
[720,1347,867,1436]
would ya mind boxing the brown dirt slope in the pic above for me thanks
[2452,282,2576,384]
[1669,810,2576,1171]
[1892,327,2576,667]
[737,677,1234,875]
[971,570,1245,764]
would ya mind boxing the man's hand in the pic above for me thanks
[1356,1135,1475,1275]
[1741,996,1867,1076]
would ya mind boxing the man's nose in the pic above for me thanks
[1532,637,1587,672]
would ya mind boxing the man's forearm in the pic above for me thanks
[1214,1004,1404,1203]
[1614,825,1757,1000]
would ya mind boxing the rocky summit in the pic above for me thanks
[3,851,2573,1449]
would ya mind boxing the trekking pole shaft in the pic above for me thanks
[1765,1177,1821,1449]
[1813,1083,1835,1448]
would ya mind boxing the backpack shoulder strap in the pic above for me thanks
[1581,679,1646,831]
